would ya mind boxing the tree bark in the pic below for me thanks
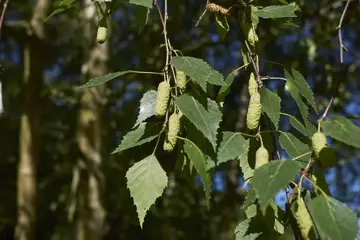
[16,0,51,240]
[73,1,108,239]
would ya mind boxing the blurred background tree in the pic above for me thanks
[0,0,359,239]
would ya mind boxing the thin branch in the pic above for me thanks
[336,0,351,64]
[319,0,351,123]
[0,0,9,40]
[261,76,287,81]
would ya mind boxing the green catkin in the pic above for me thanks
[294,197,313,240]
[163,113,180,152]
[311,132,336,168]
[255,146,269,168]
[248,73,258,96]
[311,132,327,157]
[155,81,171,118]
[246,92,262,130]
[176,70,187,91]
[96,26,108,44]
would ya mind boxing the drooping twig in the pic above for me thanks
[319,0,352,123]
[154,0,171,83]
[0,0,9,40]
[336,0,351,64]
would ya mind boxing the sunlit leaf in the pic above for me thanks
[112,123,159,153]
[311,195,358,240]
[126,155,168,227]
[79,71,130,88]
[171,56,224,91]
[183,139,212,206]
[175,94,222,150]
[253,4,297,19]
[253,160,300,211]
[217,132,249,165]
[279,132,311,167]
[322,116,360,148]
[129,0,153,8]
[259,87,281,130]
[135,90,157,126]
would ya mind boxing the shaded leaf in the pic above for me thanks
[216,72,235,104]
[135,6,150,34]
[129,0,153,8]
[135,90,157,126]
[112,123,159,153]
[264,200,285,234]
[259,87,281,130]
[243,185,257,210]
[285,68,317,113]
[175,94,222,150]
[79,71,130,88]
[183,139,212,206]
[171,56,224,91]
[279,132,311,167]
[322,115,360,148]
[215,14,229,39]
[45,0,75,21]
[217,132,250,165]
[312,170,331,196]
[253,4,297,19]
[253,160,301,211]
[234,219,262,240]
[311,195,358,240]
[126,155,168,227]
[288,114,316,137]
[285,79,309,123]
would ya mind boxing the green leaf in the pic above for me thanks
[234,219,262,240]
[252,160,300,211]
[129,0,153,8]
[311,195,358,240]
[215,14,229,39]
[312,170,331,196]
[217,132,250,165]
[239,151,253,184]
[45,0,75,21]
[285,68,317,113]
[253,4,297,19]
[183,139,212,206]
[322,115,360,148]
[285,79,309,123]
[288,114,316,137]
[135,90,156,126]
[279,132,311,167]
[112,123,159,153]
[175,94,222,150]
[171,56,224,91]
[216,72,235,104]
[135,6,150,34]
[126,154,168,227]
[259,87,281,130]
[264,200,285,234]
[79,71,130,88]
[243,185,257,210]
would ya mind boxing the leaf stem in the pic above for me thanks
[129,70,164,76]
[292,151,312,161]
[261,76,287,81]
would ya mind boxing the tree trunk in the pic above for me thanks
[16,0,51,240]
[73,1,108,239]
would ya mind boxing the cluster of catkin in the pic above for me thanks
[245,73,269,169]
[154,70,187,152]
